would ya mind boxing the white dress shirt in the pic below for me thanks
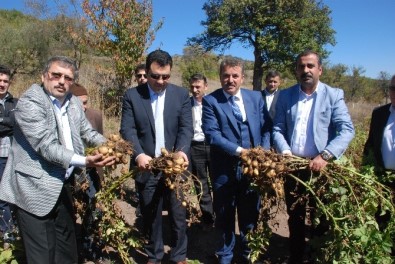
[291,85,320,158]
[263,88,278,111]
[51,96,86,179]
[192,98,205,142]
[381,106,395,170]
[148,85,166,157]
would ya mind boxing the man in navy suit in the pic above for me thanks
[120,50,192,264]
[202,57,271,264]
[273,50,355,263]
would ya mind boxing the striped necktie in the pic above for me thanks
[229,96,243,122]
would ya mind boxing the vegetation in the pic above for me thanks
[187,0,336,90]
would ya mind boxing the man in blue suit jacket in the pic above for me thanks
[202,57,272,264]
[273,50,355,263]
[120,50,192,264]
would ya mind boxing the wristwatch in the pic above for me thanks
[320,150,333,161]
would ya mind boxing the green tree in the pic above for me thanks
[180,46,218,87]
[0,9,50,75]
[82,0,162,87]
[188,0,336,90]
[377,71,391,104]
[321,63,348,88]
[344,66,367,101]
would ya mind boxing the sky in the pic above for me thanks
[1,0,394,79]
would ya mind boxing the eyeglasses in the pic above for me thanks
[149,73,171,81]
[136,74,147,78]
[48,71,74,83]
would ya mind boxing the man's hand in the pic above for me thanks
[309,155,328,172]
[136,153,152,171]
[174,151,189,167]
[86,154,116,167]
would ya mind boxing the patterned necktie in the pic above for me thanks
[229,96,243,122]
[154,93,165,157]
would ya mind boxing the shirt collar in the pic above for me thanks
[298,81,321,97]
[264,88,278,96]
[49,94,71,110]
[148,84,165,97]
[223,89,242,101]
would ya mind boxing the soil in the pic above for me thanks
[112,179,292,264]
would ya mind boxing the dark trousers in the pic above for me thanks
[190,142,214,224]
[212,164,259,264]
[285,169,328,263]
[137,174,187,263]
[0,157,13,235]
[16,182,78,264]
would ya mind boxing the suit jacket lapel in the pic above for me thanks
[139,84,156,133]
[242,90,257,144]
[42,89,66,147]
[290,86,300,133]
[68,101,84,155]
[218,90,239,134]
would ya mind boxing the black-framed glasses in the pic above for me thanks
[149,73,171,81]
[48,71,74,83]
[136,73,147,78]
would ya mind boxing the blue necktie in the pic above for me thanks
[229,96,243,122]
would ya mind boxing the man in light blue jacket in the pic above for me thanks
[273,50,355,263]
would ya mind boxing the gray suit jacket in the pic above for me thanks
[273,82,355,158]
[0,84,105,217]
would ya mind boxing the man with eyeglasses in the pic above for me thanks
[134,63,147,85]
[0,56,115,264]
[364,75,395,240]
[120,50,192,264]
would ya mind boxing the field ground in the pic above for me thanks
[108,179,294,264]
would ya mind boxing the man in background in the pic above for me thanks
[70,82,104,261]
[0,65,17,241]
[120,50,192,264]
[261,70,281,120]
[189,73,214,229]
[134,63,147,85]
[70,83,103,134]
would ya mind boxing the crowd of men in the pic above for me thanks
[0,49,394,264]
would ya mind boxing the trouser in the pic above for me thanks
[0,157,13,235]
[190,142,214,224]
[212,163,260,264]
[137,174,188,263]
[16,181,78,264]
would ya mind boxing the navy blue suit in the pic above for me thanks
[120,83,193,263]
[202,88,271,263]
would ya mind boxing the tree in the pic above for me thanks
[377,71,391,104]
[0,9,51,75]
[180,46,218,87]
[188,0,336,90]
[344,66,368,101]
[81,0,162,87]
[321,63,348,88]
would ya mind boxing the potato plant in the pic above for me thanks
[241,147,395,263]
